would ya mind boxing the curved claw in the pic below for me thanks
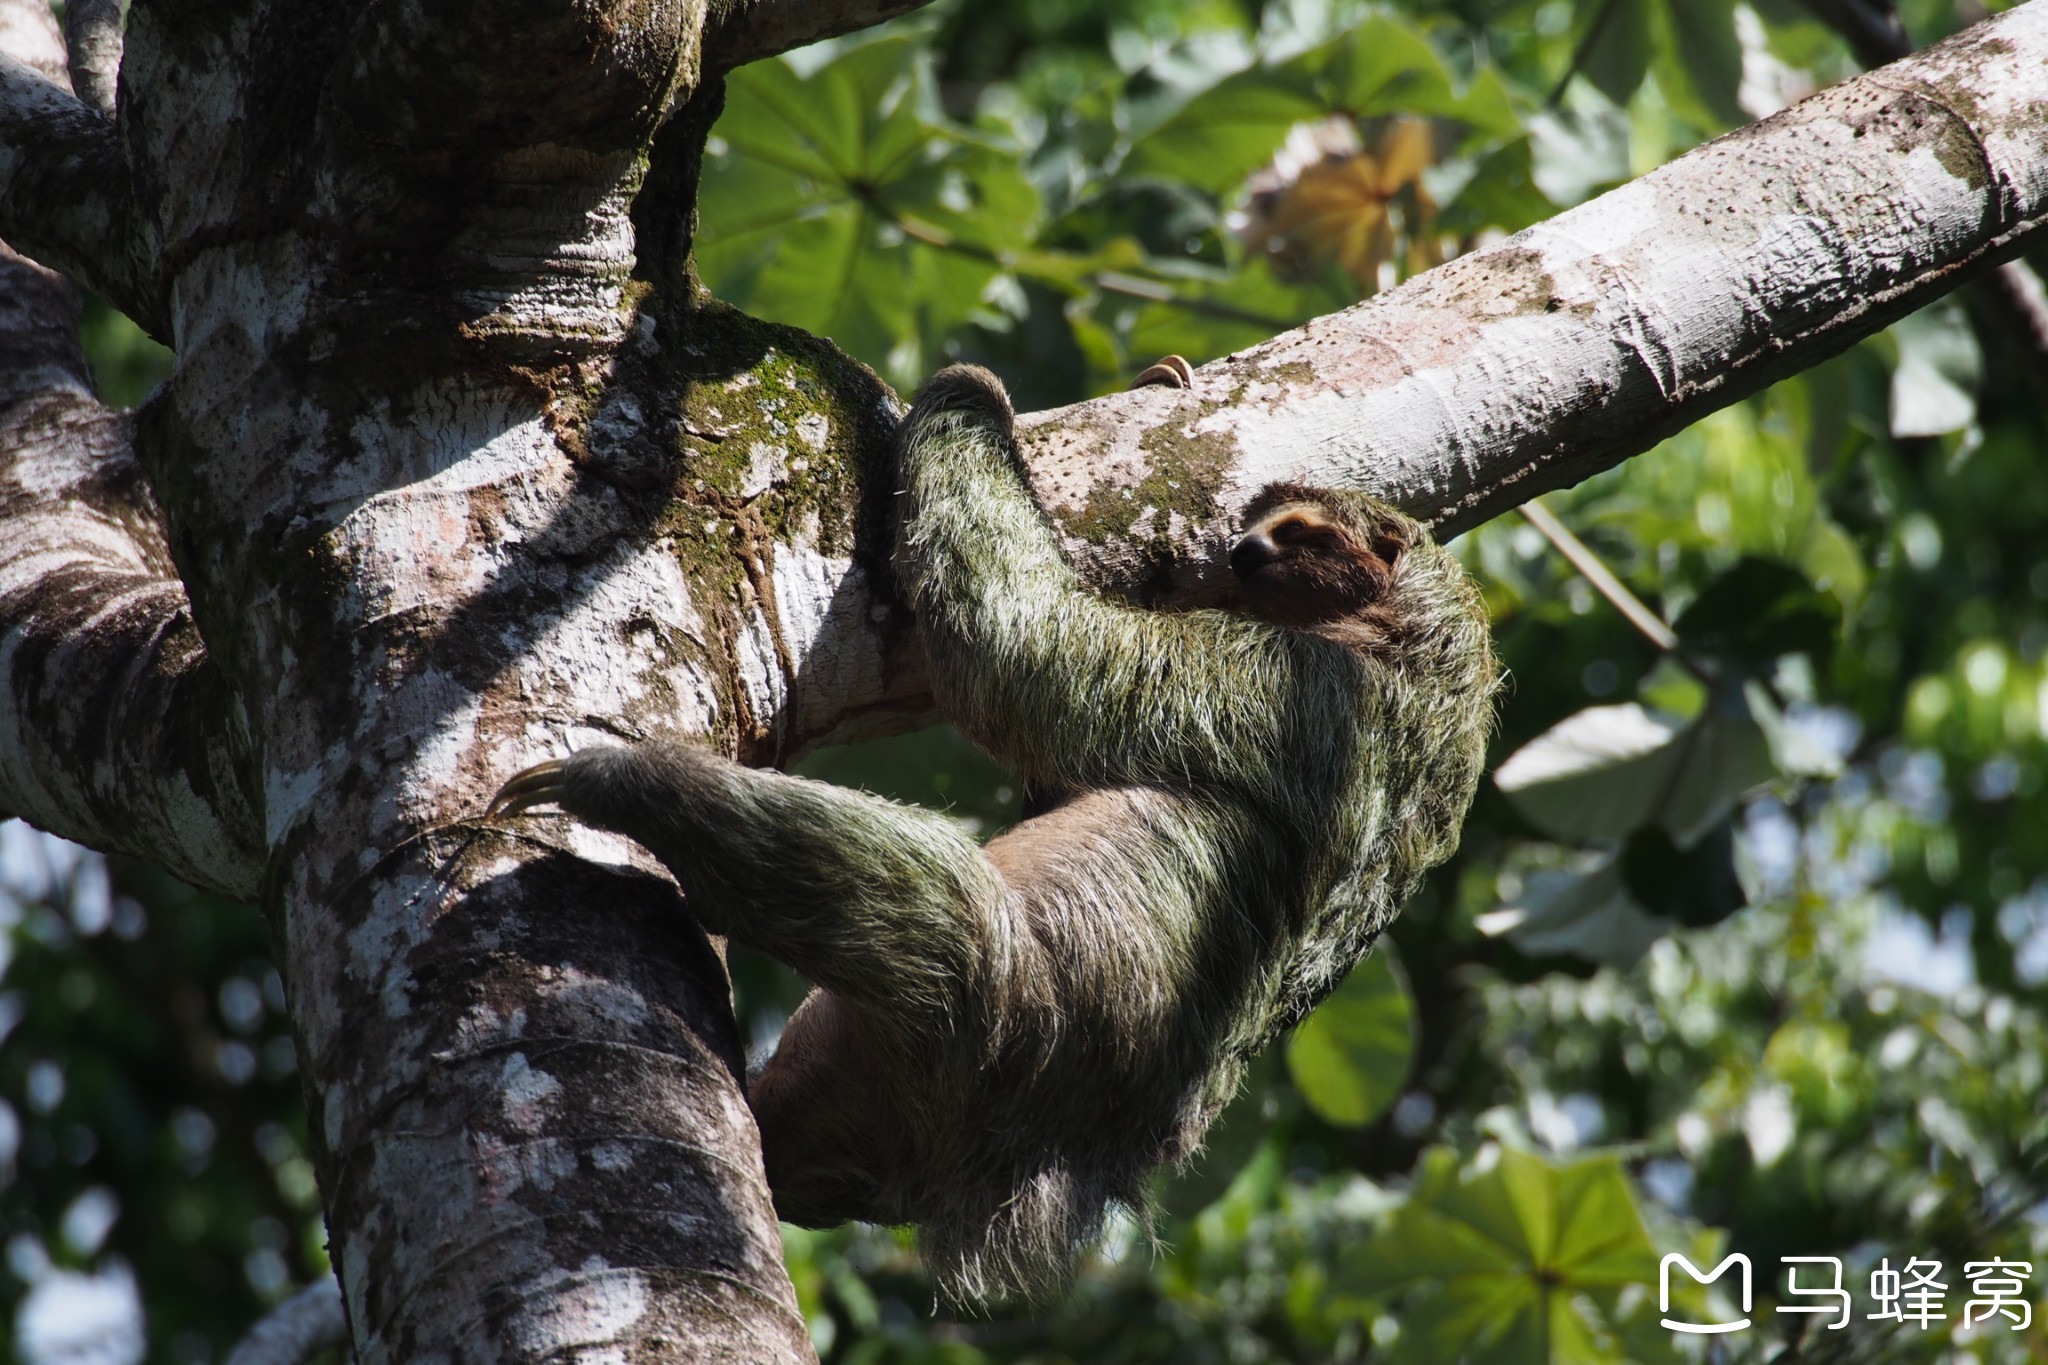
[1130,354,1193,390]
[486,758,572,820]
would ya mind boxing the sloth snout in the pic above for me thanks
[1230,532,1282,580]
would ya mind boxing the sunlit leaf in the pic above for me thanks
[1886,301,1983,438]
[1122,74,1329,193]
[1494,688,1776,844]
[1341,1148,1661,1364]
[1287,950,1415,1127]
[1124,17,1518,194]
[698,38,1041,383]
[1477,849,1676,967]
[1572,0,1654,109]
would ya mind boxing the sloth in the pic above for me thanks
[491,365,1497,1303]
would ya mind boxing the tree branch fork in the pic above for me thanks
[0,3,2038,880]
[0,0,2043,1358]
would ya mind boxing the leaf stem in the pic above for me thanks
[1517,498,1679,654]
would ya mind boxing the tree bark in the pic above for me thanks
[0,0,2042,1357]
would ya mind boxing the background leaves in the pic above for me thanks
[20,0,2048,1361]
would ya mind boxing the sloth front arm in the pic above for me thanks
[499,744,1009,1025]
[895,383,1367,798]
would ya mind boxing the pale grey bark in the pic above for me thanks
[1,0,816,1358]
[61,0,122,117]
[0,34,159,334]
[224,1277,347,1365]
[0,0,2041,1359]
[1796,0,2048,388]
[1013,3,2048,575]
[0,244,260,897]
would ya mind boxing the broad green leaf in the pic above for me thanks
[722,38,930,182]
[1477,849,1675,966]
[1287,950,1415,1127]
[1493,686,1776,844]
[1341,1148,1661,1364]
[1574,0,1654,109]
[698,39,1042,384]
[1122,74,1328,192]
[1443,69,1521,152]
[1311,18,1485,125]
[1795,518,1869,610]
[1123,18,1518,193]
[1661,0,1747,127]
[1345,1152,1527,1293]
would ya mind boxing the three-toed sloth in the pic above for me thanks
[492,365,1497,1303]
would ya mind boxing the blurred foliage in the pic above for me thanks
[0,837,325,1364]
[74,296,171,411]
[18,0,2048,1361]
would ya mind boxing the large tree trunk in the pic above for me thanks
[0,0,2042,1357]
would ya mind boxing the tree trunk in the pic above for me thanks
[0,0,2042,1357]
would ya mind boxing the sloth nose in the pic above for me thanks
[1230,531,1281,579]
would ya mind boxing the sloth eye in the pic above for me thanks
[1269,516,1334,549]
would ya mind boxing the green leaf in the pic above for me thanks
[1341,1149,1661,1364]
[1494,685,1776,845]
[1573,0,1654,109]
[697,38,1042,384]
[1438,139,1560,238]
[1311,17,1486,125]
[724,38,929,183]
[1123,17,1519,193]
[1671,557,1841,671]
[1662,0,1746,127]
[1121,73,1328,193]
[1286,950,1415,1127]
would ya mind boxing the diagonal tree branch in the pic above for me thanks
[2,0,2043,1356]
[64,0,123,117]
[1796,0,2048,391]
[0,50,162,337]
[0,243,261,898]
[996,2,2048,602]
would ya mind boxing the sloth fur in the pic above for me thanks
[492,364,1498,1304]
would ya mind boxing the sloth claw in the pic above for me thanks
[486,759,572,820]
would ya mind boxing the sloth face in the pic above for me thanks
[1230,488,1407,629]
